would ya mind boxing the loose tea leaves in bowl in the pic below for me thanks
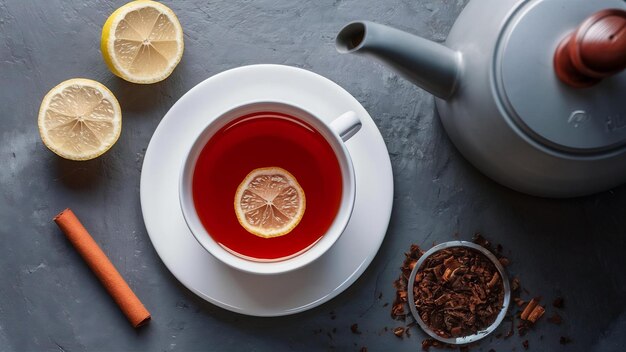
[412,246,505,339]
[392,237,565,350]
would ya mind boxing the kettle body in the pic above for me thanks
[337,0,626,197]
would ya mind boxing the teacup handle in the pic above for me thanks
[330,111,362,142]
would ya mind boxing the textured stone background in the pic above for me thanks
[1,1,625,351]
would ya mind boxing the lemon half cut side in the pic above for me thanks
[101,0,184,84]
[38,78,122,161]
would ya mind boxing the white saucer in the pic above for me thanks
[140,65,393,316]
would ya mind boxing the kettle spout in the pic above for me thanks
[336,21,462,99]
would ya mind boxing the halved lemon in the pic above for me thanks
[38,78,122,161]
[101,0,184,84]
[234,167,306,238]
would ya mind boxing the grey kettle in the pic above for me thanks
[336,0,626,198]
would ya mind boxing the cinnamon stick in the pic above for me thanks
[53,208,151,328]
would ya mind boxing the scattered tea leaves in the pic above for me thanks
[393,327,405,338]
[548,312,562,325]
[553,297,565,309]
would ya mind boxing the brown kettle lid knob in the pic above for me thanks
[554,9,626,88]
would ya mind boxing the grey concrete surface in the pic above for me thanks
[1,1,625,351]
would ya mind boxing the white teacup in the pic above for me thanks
[179,101,362,275]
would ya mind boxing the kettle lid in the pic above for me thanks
[495,0,626,153]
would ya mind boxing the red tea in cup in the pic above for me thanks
[192,111,343,260]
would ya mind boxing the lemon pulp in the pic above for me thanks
[234,167,306,238]
[101,0,184,84]
[38,78,121,161]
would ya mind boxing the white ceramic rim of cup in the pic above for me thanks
[179,101,357,275]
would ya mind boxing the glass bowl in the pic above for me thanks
[407,241,511,345]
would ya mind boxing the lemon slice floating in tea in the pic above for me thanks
[101,0,184,84]
[234,167,306,238]
[38,78,122,161]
